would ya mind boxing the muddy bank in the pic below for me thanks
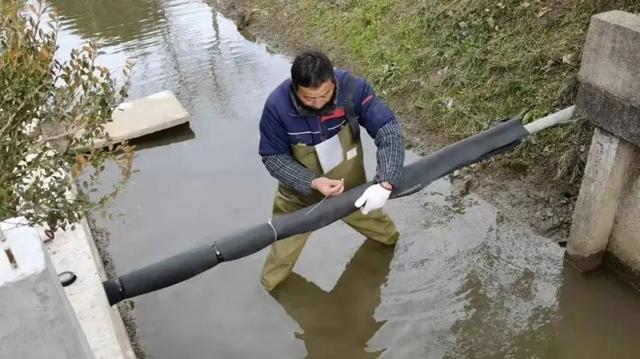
[211,0,580,244]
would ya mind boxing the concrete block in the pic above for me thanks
[566,129,637,270]
[577,11,640,145]
[95,90,190,148]
[0,219,94,359]
[579,11,640,106]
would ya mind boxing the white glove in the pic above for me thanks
[354,184,391,215]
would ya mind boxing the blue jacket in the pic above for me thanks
[258,69,396,156]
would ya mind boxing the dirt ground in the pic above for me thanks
[212,0,577,244]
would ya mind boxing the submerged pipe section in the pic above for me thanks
[104,111,571,306]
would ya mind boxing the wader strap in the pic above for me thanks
[344,75,361,140]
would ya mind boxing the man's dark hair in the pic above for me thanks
[291,50,335,89]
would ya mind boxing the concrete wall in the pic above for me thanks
[0,218,136,358]
[0,219,95,359]
[568,10,640,286]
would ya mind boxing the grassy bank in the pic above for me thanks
[220,0,639,185]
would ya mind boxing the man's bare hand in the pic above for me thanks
[311,177,344,197]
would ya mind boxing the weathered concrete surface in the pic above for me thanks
[95,90,190,148]
[566,129,637,270]
[578,10,640,105]
[0,219,95,359]
[577,10,640,145]
[606,163,640,285]
[576,83,640,146]
[47,219,136,359]
[569,10,640,274]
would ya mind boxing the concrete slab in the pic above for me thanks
[96,90,191,148]
[0,219,95,359]
[567,128,637,270]
[46,219,136,359]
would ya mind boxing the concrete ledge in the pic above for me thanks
[47,219,136,359]
[577,82,640,146]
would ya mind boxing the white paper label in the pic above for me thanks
[346,147,358,161]
[315,135,344,174]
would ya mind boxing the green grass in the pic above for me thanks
[245,0,640,184]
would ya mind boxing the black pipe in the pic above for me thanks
[104,119,529,305]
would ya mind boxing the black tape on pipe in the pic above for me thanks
[104,119,528,305]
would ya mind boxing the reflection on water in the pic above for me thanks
[48,0,640,358]
[272,241,394,358]
[373,180,564,358]
[126,123,195,151]
[48,0,166,47]
[378,178,640,359]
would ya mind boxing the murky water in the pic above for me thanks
[49,0,640,358]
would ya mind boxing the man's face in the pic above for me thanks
[295,79,335,110]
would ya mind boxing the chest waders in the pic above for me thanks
[260,78,399,291]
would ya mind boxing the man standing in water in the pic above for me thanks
[258,50,404,291]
